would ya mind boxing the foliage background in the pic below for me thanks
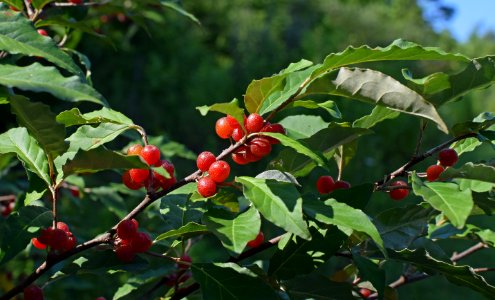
[1,0,495,299]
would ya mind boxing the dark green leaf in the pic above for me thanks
[236,177,310,239]
[155,222,208,242]
[452,112,495,136]
[203,206,261,254]
[284,272,354,300]
[473,192,495,215]
[159,189,206,231]
[352,253,386,300]
[323,183,374,210]
[160,1,200,25]
[191,262,279,300]
[31,0,56,9]
[56,107,134,127]
[286,100,341,119]
[441,163,495,184]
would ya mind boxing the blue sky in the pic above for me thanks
[422,0,495,42]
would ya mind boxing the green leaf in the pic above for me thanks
[155,222,208,242]
[352,253,386,300]
[159,190,206,231]
[160,1,200,25]
[374,205,436,250]
[304,67,448,133]
[66,123,132,152]
[56,107,134,127]
[311,39,468,79]
[286,100,342,119]
[441,163,495,184]
[323,183,374,210]
[261,132,329,171]
[31,0,56,9]
[452,137,482,155]
[88,186,128,219]
[236,177,310,240]
[390,248,495,298]
[412,173,473,228]
[283,272,354,300]
[0,206,52,265]
[303,196,385,255]
[0,127,50,185]
[353,106,400,129]
[255,170,300,186]
[269,227,346,280]
[402,69,451,95]
[452,112,495,136]
[10,95,67,158]
[196,98,245,129]
[203,206,261,254]
[0,10,83,77]
[2,1,22,10]
[270,124,370,177]
[473,192,495,216]
[191,262,279,300]
[278,115,330,139]
[0,63,106,106]
[244,73,286,114]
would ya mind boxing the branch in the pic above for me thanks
[375,132,477,187]
[451,242,488,262]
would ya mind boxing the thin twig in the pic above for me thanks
[413,121,428,157]
[451,242,488,262]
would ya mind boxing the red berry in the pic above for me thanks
[140,145,161,166]
[232,151,249,165]
[50,228,69,250]
[316,176,335,194]
[122,171,144,190]
[438,148,458,167]
[159,159,175,176]
[215,117,234,139]
[231,127,245,142]
[249,137,272,157]
[178,254,192,269]
[117,219,139,240]
[69,0,83,4]
[131,232,152,253]
[95,298,106,300]
[426,165,445,182]
[37,29,48,36]
[197,151,217,171]
[63,233,77,251]
[334,180,351,190]
[31,238,46,250]
[208,160,230,183]
[129,168,149,183]
[68,186,80,197]
[56,222,70,233]
[23,285,44,300]
[247,231,264,248]
[115,242,135,262]
[359,288,372,298]
[261,123,285,144]
[245,113,264,133]
[127,144,143,156]
[197,177,217,197]
[389,180,409,201]
[37,227,54,245]
[159,175,177,190]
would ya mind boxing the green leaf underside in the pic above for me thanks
[441,163,495,184]
[191,262,279,300]
[412,173,473,228]
[10,96,67,158]
[0,127,50,185]
[236,177,310,240]
[203,206,261,254]
[0,63,106,105]
[303,196,385,255]
[196,98,245,128]
[155,222,208,242]
[390,249,495,298]
[304,67,448,133]
[0,10,83,77]
[56,107,133,127]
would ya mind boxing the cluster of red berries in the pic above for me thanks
[23,285,43,300]
[316,175,351,194]
[196,152,231,198]
[114,218,152,262]
[217,114,285,165]
[1,196,15,217]
[32,222,76,252]
[165,254,193,287]
[426,148,458,182]
[122,144,176,192]
[246,231,264,248]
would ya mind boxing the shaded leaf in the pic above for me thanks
[353,106,400,129]
[159,188,206,232]
[155,222,208,242]
[236,177,310,239]
[286,100,341,119]
[352,253,386,300]
[56,107,133,127]
[160,0,200,25]
[284,273,354,300]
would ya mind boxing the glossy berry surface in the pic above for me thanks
[37,29,48,36]
[247,231,264,248]
[117,219,139,240]
[23,285,44,300]
[56,222,70,233]
[50,228,69,250]
[438,148,458,167]
[31,238,46,250]
[115,242,135,262]
[122,171,143,190]
[249,137,272,157]
[129,168,149,183]
[389,180,409,201]
[359,288,372,298]
[159,159,175,175]
[197,151,217,171]
[245,113,264,133]
[141,145,161,166]
[231,149,249,165]
[131,232,152,253]
[37,227,54,245]
[127,144,143,156]
[197,177,217,197]
[63,233,76,251]
[231,127,245,142]
[316,176,335,194]
[215,117,234,139]
[334,180,351,190]
[426,164,444,181]
[261,123,285,144]
[208,160,230,183]
[178,254,192,269]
